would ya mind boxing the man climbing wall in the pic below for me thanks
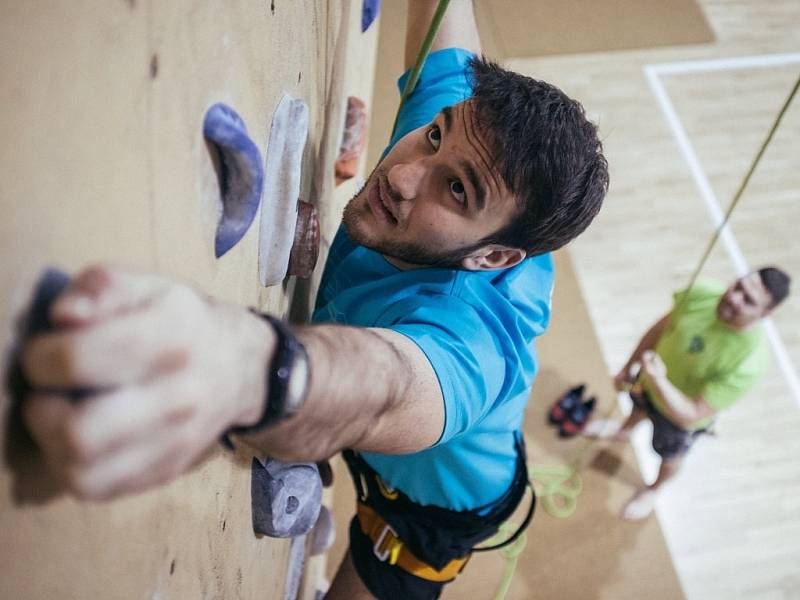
[18,1,608,598]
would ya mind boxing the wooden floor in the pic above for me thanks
[509,1,800,598]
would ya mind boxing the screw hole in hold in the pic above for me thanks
[202,103,265,258]
[250,458,322,538]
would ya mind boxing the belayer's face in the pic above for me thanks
[717,272,773,329]
[343,100,521,269]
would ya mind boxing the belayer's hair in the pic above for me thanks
[468,56,609,256]
[758,266,791,308]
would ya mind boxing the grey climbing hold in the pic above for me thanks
[251,457,322,538]
[258,94,309,286]
[309,505,335,556]
[284,534,306,600]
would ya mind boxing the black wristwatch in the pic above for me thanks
[225,313,310,442]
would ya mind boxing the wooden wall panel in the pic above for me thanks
[475,0,714,59]
[0,2,377,598]
[0,2,153,301]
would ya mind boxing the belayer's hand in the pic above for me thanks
[20,266,273,500]
[613,363,637,391]
[639,350,667,384]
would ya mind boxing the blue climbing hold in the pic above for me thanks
[202,103,265,258]
[6,269,93,404]
[361,0,381,32]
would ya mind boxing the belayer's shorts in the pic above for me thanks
[631,391,708,460]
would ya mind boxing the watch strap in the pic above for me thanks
[224,312,309,443]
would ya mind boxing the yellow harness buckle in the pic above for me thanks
[357,503,471,582]
[373,522,404,565]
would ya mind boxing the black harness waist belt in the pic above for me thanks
[342,434,535,574]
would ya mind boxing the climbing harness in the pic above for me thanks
[343,443,531,587]
[356,502,472,582]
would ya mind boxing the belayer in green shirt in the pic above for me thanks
[586,267,791,521]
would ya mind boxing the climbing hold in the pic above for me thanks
[361,0,381,32]
[6,269,91,403]
[4,269,80,503]
[202,103,265,258]
[287,199,320,279]
[335,96,368,186]
[250,457,322,538]
[284,534,306,600]
[316,459,334,487]
[258,94,309,286]
[313,582,330,600]
[309,505,336,556]
[8,269,70,341]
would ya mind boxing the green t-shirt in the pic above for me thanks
[644,280,769,430]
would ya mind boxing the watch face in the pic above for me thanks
[287,353,309,412]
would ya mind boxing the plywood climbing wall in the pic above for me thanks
[0,1,378,598]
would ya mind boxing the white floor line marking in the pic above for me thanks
[643,67,749,272]
[644,58,800,406]
[649,52,800,75]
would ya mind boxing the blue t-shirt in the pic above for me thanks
[313,48,554,511]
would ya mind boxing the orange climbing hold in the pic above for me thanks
[335,96,368,186]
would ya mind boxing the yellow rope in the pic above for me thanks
[669,73,800,327]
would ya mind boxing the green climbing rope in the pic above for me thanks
[484,521,528,600]
[390,0,452,139]
[530,463,583,519]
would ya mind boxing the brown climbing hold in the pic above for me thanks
[316,459,334,487]
[287,200,320,278]
[335,96,367,186]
